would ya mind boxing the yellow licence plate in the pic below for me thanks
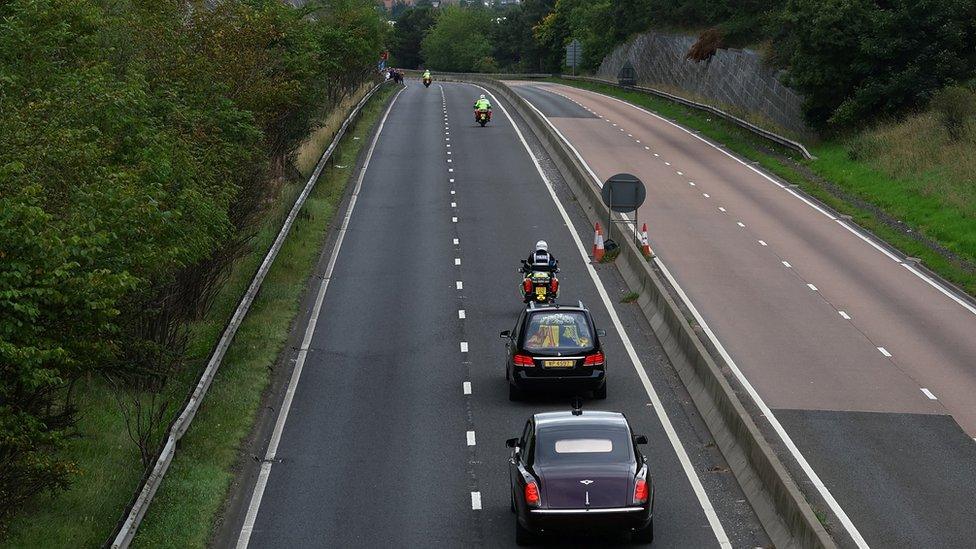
[544,360,574,368]
[535,287,547,296]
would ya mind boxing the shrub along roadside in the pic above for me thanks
[547,78,976,296]
[131,84,399,549]
[0,82,395,549]
[0,0,386,536]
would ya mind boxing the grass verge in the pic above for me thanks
[131,82,397,548]
[0,82,394,549]
[549,77,976,296]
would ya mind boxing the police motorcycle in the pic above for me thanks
[519,260,559,304]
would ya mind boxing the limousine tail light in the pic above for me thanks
[525,481,541,507]
[634,478,649,504]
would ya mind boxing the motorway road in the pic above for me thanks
[509,82,976,548]
[218,81,771,548]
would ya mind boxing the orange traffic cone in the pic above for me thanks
[640,223,654,258]
[593,223,605,262]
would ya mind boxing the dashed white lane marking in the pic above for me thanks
[839,310,851,319]
[719,207,726,212]
[463,381,472,395]
[636,140,641,143]
[808,283,819,291]
[878,347,892,357]
[458,309,465,319]
[453,238,459,245]
[758,240,768,246]
[447,144,451,147]
[452,216,458,223]
[654,153,660,157]
[665,162,671,166]
[921,388,938,400]
[627,133,633,137]
[466,431,476,446]
[460,341,468,353]
[677,171,684,176]
[235,85,406,549]
[644,146,650,150]
[470,491,482,510]
[447,159,452,163]
[495,88,731,547]
[448,168,454,172]
[782,261,792,268]
[451,202,457,208]
[451,190,456,195]
[446,137,450,141]
[450,178,455,182]
[447,151,452,155]
[689,182,696,186]
[702,193,710,198]
[456,281,463,290]
[736,221,745,227]
[454,258,461,265]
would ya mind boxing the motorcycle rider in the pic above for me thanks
[523,240,558,273]
[422,69,431,81]
[474,93,492,113]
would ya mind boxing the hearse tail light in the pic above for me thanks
[583,352,604,366]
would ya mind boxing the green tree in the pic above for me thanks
[779,0,976,129]
[0,0,385,525]
[421,6,494,71]
[392,6,436,68]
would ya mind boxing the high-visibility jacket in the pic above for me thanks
[423,70,431,79]
[474,98,492,110]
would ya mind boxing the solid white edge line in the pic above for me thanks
[235,86,406,549]
[519,87,868,548]
[901,262,976,316]
[485,86,732,548]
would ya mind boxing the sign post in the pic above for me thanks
[565,39,582,76]
[600,173,647,251]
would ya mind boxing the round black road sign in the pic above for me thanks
[601,173,646,213]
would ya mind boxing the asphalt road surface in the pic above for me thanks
[218,81,772,548]
[509,82,976,548]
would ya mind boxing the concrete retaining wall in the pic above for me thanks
[597,31,808,135]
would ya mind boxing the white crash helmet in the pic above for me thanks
[535,240,548,252]
[480,94,486,99]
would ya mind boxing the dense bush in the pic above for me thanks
[931,86,976,140]
[777,0,976,130]
[0,0,384,528]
